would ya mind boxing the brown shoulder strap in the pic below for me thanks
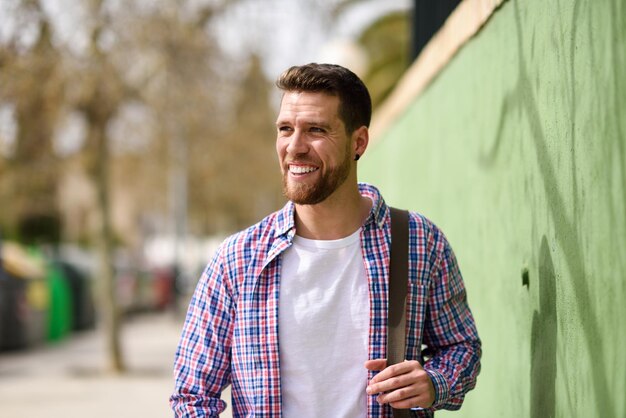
[388,207,411,418]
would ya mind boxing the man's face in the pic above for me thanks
[275,91,353,205]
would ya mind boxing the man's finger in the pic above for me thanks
[368,360,421,384]
[377,385,420,405]
[364,359,387,371]
[368,371,416,396]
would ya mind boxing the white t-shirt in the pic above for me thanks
[279,228,369,418]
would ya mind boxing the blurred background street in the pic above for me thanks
[0,311,233,418]
[0,312,181,417]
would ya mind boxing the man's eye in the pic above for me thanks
[310,127,325,133]
[278,126,292,133]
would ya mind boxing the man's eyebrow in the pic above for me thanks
[275,119,331,129]
[307,121,331,129]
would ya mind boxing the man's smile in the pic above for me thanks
[288,164,319,176]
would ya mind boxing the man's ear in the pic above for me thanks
[352,126,369,159]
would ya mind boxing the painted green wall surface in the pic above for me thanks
[361,0,626,416]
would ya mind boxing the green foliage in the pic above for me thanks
[358,11,411,108]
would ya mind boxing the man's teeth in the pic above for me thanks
[290,165,318,174]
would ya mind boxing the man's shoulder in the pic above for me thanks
[406,211,458,264]
[402,209,433,232]
[405,210,449,248]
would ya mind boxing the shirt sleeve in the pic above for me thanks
[419,226,482,412]
[170,245,234,417]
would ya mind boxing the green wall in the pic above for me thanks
[361,0,626,416]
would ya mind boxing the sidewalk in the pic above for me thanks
[0,312,232,418]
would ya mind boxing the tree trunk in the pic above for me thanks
[92,121,125,373]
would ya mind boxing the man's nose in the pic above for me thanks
[286,130,308,155]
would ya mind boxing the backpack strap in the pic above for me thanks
[388,207,411,418]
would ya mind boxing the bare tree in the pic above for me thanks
[69,0,128,372]
[0,2,65,239]
[70,0,235,373]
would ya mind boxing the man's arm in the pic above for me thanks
[170,246,234,417]
[365,222,481,414]
[420,229,481,410]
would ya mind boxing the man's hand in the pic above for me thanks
[365,359,435,409]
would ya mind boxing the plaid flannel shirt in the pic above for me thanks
[171,183,481,417]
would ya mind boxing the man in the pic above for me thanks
[170,63,481,417]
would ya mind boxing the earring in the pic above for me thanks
[354,154,361,161]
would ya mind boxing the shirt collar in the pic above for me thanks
[274,200,296,238]
[358,182,388,230]
[273,182,388,238]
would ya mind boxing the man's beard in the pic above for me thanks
[282,150,351,205]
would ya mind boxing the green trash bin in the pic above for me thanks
[46,263,73,342]
[27,247,73,342]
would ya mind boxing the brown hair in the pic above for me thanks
[276,63,372,134]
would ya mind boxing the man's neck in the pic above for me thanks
[293,184,372,240]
